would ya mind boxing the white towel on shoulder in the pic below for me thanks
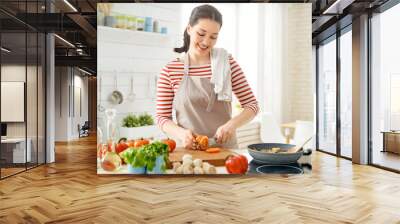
[178,48,232,101]
[210,48,232,102]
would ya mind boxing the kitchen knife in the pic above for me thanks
[209,137,218,147]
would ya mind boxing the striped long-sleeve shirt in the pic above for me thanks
[156,56,259,128]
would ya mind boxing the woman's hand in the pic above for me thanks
[215,122,237,144]
[179,129,196,149]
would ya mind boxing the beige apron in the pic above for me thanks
[173,54,237,148]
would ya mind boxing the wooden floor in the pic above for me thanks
[1,167,25,177]
[1,136,400,223]
[373,151,400,171]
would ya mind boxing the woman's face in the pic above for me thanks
[187,19,221,57]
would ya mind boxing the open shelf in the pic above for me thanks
[98,26,170,45]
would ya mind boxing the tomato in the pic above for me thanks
[127,140,136,147]
[115,142,129,154]
[101,159,116,171]
[134,138,150,148]
[225,155,248,174]
[162,138,176,152]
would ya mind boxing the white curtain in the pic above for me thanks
[260,4,286,125]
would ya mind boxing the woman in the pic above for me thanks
[156,4,259,149]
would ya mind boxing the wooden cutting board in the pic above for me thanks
[168,147,235,167]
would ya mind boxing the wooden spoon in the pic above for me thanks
[286,137,313,153]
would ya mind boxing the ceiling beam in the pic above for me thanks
[55,55,96,70]
[67,13,97,39]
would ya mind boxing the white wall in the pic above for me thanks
[1,65,36,137]
[55,67,68,141]
[97,3,181,136]
[261,4,313,125]
[1,64,46,162]
[55,67,89,141]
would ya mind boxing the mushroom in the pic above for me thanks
[182,159,193,167]
[176,165,184,174]
[193,158,202,168]
[183,164,194,174]
[202,162,211,170]
[182,154,192,161]
[172,162,181,172]
[194,166,204,174]
[202,162,216,174]
[207,166,216,174]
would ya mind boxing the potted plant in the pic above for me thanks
[120,141,169,174]
[120,147,146,174]
[143,141,169,174]
[119,113,159,140]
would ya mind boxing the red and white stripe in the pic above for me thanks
[156,56,259,128]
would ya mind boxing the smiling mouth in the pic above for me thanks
[197,44,209,51]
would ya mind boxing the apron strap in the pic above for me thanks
[184,53,215,112]
[183,53,189,78]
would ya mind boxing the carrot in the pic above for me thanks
[206,147,221,153]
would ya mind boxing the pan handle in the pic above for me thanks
[302,148,312,156]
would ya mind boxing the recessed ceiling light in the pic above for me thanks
[322,0,354,15]
[78,67,92,76]
[63,0,78,12]
[54,34,75,48]
[1,47,11,53]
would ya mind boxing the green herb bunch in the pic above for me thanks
[120,141,169,172]
[122,113,154,128]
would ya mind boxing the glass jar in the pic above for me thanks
[127,16,137,30]
[115,14,127,29]
[100,108,121,172]
[136,17,145,31]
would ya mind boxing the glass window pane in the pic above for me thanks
[27,31,38,169]
[371,3,400,171]
[38,32,46,165]
[318,37,337,154]
[340,29,352,158]
[1,31,27,177]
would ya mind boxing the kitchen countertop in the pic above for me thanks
[97,148,312,175]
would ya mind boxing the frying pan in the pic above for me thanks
[247,143,305,165]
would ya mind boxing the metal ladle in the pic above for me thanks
[127,76,136,102]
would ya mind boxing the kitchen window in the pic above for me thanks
[317,35,337,155]
[370,2,400,172]
[339,27,352,159]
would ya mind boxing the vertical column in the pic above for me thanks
[352,14,369,164]
[46,1,55,163]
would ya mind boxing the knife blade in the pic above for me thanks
[209,137,218,147]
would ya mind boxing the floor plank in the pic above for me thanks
[0,135,400,223]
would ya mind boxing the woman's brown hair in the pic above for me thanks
[174,4,222,53]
